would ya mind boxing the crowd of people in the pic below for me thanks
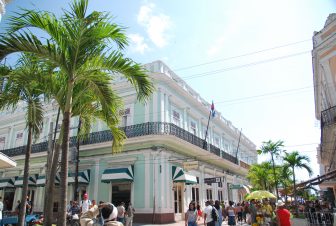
[185,199,292,226]
[65,193,135,226]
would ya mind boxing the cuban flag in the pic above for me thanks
[211,101,216,118]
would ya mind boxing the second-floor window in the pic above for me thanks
[120,108,130,127]
[172,110,180,126]
[214,137,220,146]
[0,137,5,150]
[190,121,196,135]
[15,132,23,147]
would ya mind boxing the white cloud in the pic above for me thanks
[137,3,172,48]
[128,33,149,54]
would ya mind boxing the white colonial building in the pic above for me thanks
[0,60,257,223]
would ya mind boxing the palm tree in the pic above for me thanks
[0,55,48,226]
[258,140,284,199]
[283,151,312,213]
[247,162,273,190]
[278,165,293,202]
[0,1,154,224]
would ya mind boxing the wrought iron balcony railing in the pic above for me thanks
[2,122,240,165]
[321,105,336,128]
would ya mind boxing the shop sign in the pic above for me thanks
[183,161,199,171]
[229,184,244,189]
[204,177,224,183]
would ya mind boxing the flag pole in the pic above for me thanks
[203,110,212,149]
[203,101,214,149]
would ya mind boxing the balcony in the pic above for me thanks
[2,122,242,166]
[321,105,336,128]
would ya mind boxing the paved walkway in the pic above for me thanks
[133,218,307,225]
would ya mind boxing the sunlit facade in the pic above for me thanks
[313,13,336,200]
[0,60,257,223]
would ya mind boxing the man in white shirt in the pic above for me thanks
[203,200,215,226]
[80,193,92,214]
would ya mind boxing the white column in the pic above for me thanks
[94,160,99,201]
[7,126,14,149]
[153,154,159,209]
[200,165,205,207]
[160,152,165,208]
[166,154,172,210]
[109,182,112,202]
[144,153,150,208]
[153,92,158,122]
[160,91,165,123]
[145,102,150,122]
[165,93,169,123]
[183,108,188,130]
[198,119,202,138]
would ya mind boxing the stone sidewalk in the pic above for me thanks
[133,218,307,226]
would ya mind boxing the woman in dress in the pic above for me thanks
[185,202,198,226]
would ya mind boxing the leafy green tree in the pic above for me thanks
[0,55,50,226]
[247,162,273,190]
[283,151,312,213]
[258,140,284,199]
[0,0,154,224]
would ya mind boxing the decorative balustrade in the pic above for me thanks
[1,122,242,166]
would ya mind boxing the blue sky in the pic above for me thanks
[1,0,335,181]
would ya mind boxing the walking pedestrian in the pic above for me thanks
[214,200,223,226]
[125,202,135,226]
[203,200,215,226]
[226,201,236,226]
[117,202,126,224]
[185,202,197,226]
[80,200,100,226]
[276,200,291,226]
[81,193,92,214]
[100,203,123,226]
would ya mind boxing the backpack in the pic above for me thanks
[211,207,219,222]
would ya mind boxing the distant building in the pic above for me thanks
[0,60,257,223]
[312,13,336,200]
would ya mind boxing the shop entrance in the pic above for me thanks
[173,183,183,214]
[3,188,15,211]
[111,182,131,206]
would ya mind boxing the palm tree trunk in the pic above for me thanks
[58,80,74,226]
[18,125,32,226]
[44,142,61,226]
[44,109,61,226]
[293,167,298,216]
[271,153,279,199]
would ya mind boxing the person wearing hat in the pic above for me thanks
[276,200,291,226]
[101,203,124,226]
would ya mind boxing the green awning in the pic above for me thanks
[101,166,134,183]
[172,166,197,185]
[68,170,90,184]
[36,174,60,187]
[14,175,37,187]
[0,177,15,188]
